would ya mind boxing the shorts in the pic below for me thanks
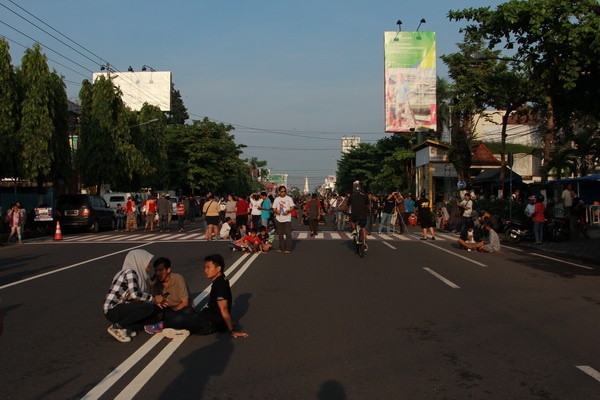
[351,216,366,228]
[206,216,220,225]
[419,215,434,229]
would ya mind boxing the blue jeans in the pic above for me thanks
[379,212,391,233]
[337,211,346,231]
[533,221,544,243]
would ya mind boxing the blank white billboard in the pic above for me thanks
[92,71,171,112]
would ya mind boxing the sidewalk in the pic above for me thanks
[505,226,600,266]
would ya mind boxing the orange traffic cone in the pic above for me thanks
[54,221,63,240]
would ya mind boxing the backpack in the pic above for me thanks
[337,198,348,212]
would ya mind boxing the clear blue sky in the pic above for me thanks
[1,0,504,190]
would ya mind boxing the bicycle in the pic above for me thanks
[578,217,590,239]
[353,225,367,257]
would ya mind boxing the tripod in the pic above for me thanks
[391,212,409,235]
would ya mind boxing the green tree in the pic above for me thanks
[165,118,247,194]
[78,75,147,192]
[48,71,72,186]
[448,0,600,181]
[133,103,167,189]
[17,43,55,191]
[166,83,189,125]
[0,38,20,180]
[336,143,379,194]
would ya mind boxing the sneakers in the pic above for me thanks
[420,237,427,240]
[163,328,190,339]
[127,329,137,338]
[144,322,164,334]
[431,237,436,240]
[107,325,131,343]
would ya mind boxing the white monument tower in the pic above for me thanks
[303,175,309,194]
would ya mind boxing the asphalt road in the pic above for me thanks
[1,223,600,400]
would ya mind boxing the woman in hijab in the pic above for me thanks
[103,249,166,342]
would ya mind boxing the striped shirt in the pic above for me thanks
[103,269,154,314]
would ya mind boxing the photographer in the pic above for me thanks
[378,192,398,234]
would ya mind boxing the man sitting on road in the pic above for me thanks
[458,223,485,252]
[480,222,502,253]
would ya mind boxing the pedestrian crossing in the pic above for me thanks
[51,230,461,243]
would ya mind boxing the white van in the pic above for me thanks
[102,193,133,211]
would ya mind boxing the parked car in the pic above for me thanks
[55,194,115,233]
[102,192,133,211]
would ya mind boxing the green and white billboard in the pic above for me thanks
[384,31,437,133]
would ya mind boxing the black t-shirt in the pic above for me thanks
[416,197,432,219]
[348,193,368,219]
[382,198,396,214]
[200,274,232,332]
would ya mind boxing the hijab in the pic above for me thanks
[121,249,153,293]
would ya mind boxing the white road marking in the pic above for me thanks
[0,243,153,290]
[382,241,397,250]
[81,335,164,400]
[297,232,308,239]
[424,267,461,289]
[576,365,600,382]
[114,337,187,400]
[502,245,594,269]
[421,241,488,267]
[330,232,341,239]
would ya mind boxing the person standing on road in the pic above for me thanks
[103,249,165,342]
[6,204,23,244]
[458,193,474,232]
[378,193,396,234]
[144,195,157,232]
[304,193,322,237]
[177,198,186,232]
[157,194,170,232]
[336,193,349,232]
[532,195,546,245]
[249,193,263,230]
[125,196,138,232]
[203,194,221,241]
[259,192,272,229]
[272,185,295,253]
[562,183,574,215]
[366,193,379,235]
[236,195,249,229]
[416,192,436,240]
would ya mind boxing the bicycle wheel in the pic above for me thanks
[357,230,365,258]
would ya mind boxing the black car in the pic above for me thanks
[55,194,115,233]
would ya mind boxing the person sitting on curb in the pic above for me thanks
[458,223,485,252]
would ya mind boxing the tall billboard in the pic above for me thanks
[92,71,171,112]
[384,31,436,133]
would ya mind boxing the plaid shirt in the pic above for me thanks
[103,269,154,314]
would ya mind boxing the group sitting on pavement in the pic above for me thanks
[103,250,249,342]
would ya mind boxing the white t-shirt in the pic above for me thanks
[250,198,263,216]
[272,195,295,223]
[219,223,232,238]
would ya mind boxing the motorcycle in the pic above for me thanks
[503,217,569,243]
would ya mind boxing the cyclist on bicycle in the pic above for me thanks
[348,181,370,249]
